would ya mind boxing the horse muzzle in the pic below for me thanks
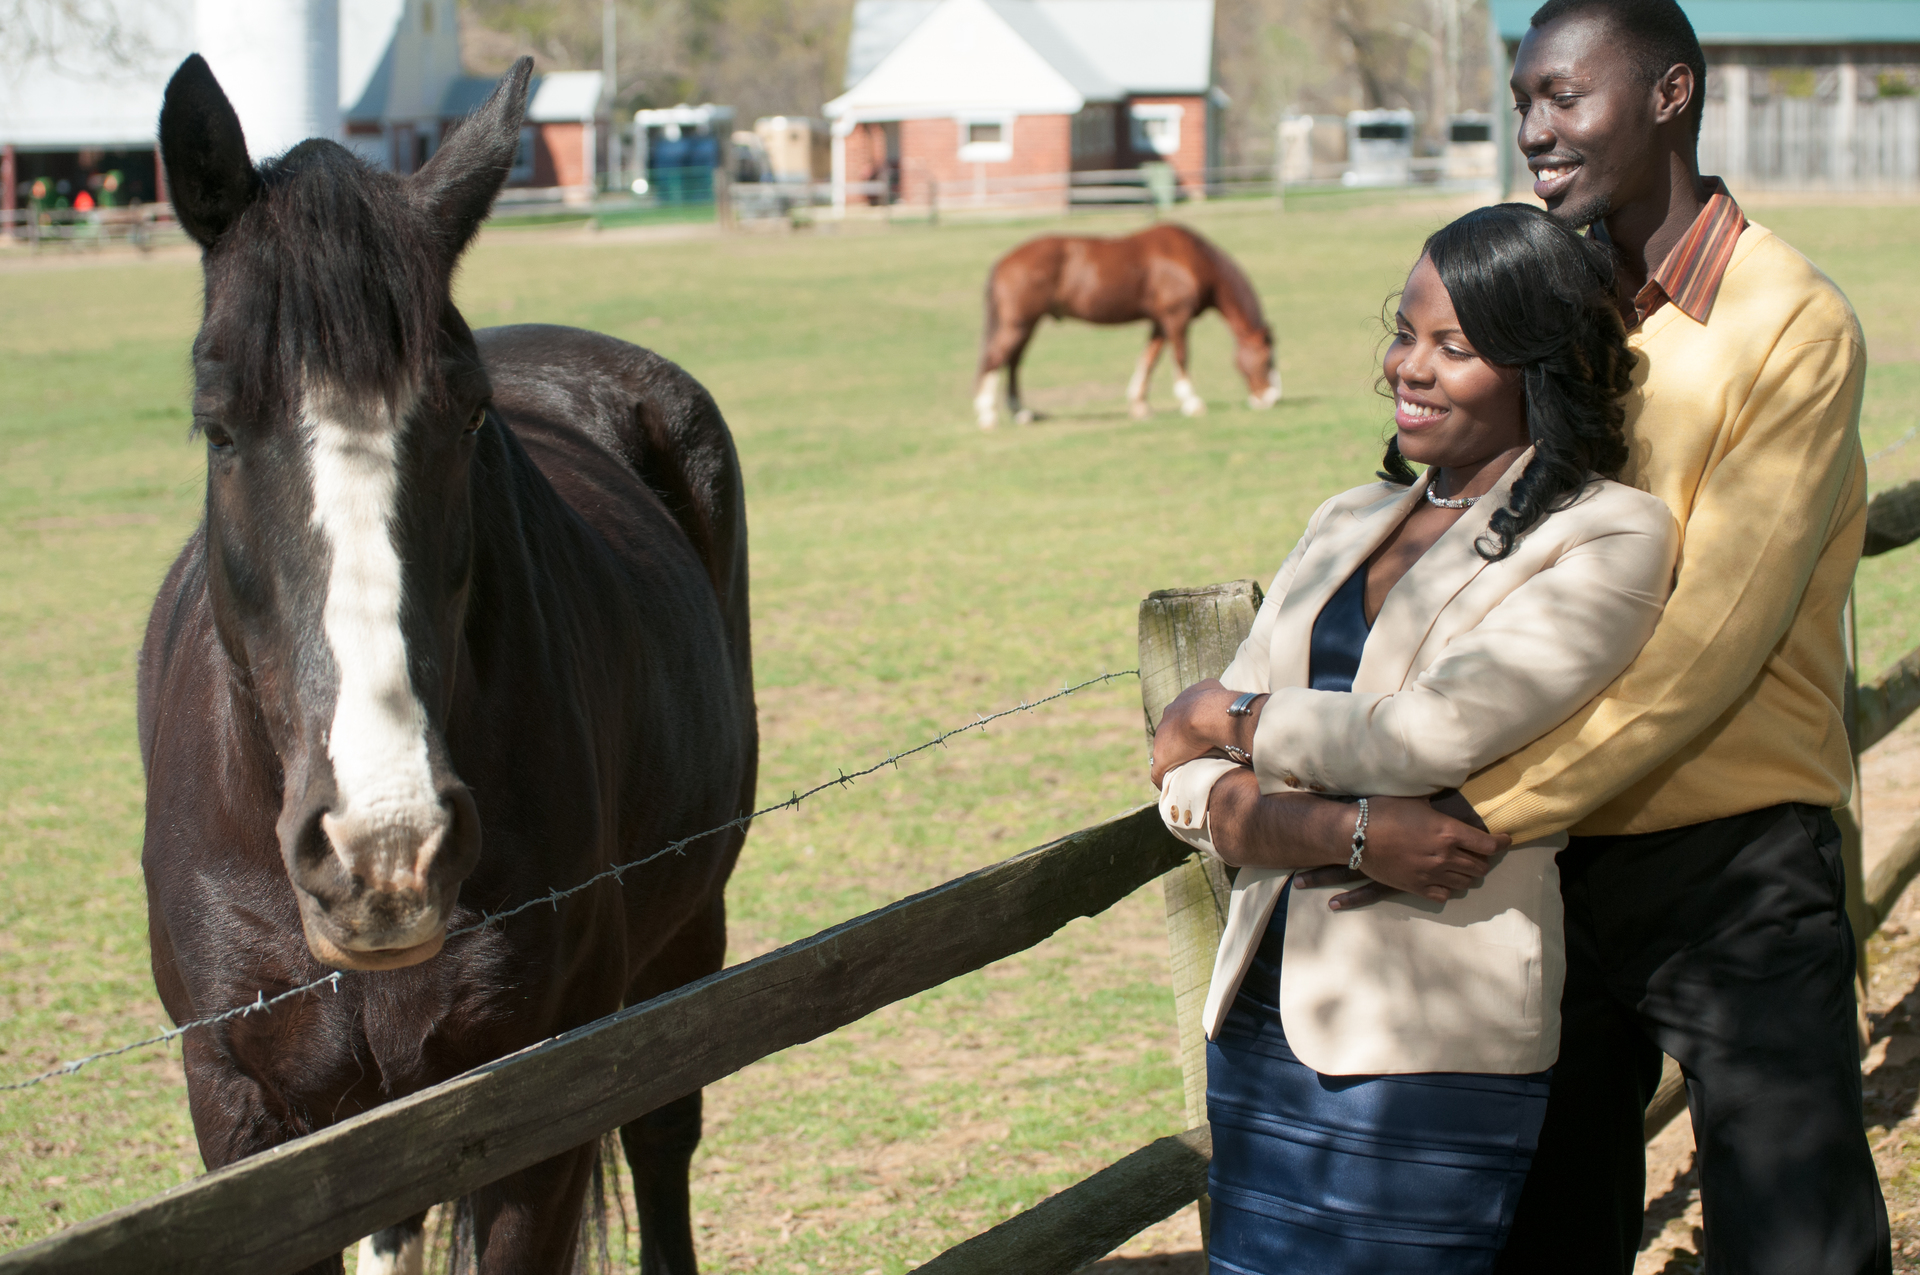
[287,786,479,971]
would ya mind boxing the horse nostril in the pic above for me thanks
[437,782,482,876]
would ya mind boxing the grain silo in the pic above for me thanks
[194,0,342,161]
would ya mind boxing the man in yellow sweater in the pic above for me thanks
[1478,1,1886,1271]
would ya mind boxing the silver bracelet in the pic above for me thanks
[1222,744,1251,765]
[1347,796,1370,871]
[1226,691,1260,717]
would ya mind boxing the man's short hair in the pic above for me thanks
[1530,0,1708,137]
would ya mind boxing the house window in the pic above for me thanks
[509,126,536,184]
[1129,103,1183,156]
[958,115,1013,162]
[1072,104,1116,160]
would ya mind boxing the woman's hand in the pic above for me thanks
[1149,680,1266,788]
[1294,794,1508,905]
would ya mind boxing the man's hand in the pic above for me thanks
[1149,680,1266,788]
[1294,794,1507,905]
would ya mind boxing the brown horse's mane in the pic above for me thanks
[1192,231,1269,340]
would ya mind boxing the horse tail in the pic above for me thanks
[980,262,1002,370]
[434,1133,625,1273]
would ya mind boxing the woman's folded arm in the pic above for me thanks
[1251,505,1676,800]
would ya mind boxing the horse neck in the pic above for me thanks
[1208,253,1265,342]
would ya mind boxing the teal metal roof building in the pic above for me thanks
[1490,1,1920,45]
[1486,0,1920,192]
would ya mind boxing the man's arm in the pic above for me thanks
[1461,333,1867,841]
[1251,503,1675,797]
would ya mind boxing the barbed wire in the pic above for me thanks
[1869,424,1920,468]
[0,669,1139,1093]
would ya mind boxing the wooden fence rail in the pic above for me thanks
[0,808,1188,1274]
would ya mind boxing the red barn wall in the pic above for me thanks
[1129,95,1208,192]
[897,113,1070,206]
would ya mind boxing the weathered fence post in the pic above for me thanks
[1137,579,1263,1246]
[1842,592,1874,1048]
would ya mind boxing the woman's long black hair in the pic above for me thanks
[1380,203,1634,560]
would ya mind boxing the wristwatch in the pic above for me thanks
[1226,692,1260,717]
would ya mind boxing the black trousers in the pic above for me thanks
[1493,803,1890,1275]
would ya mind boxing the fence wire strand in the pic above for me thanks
[1,670,1139,1093]
[1870,423,1920,468]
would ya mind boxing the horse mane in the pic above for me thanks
[200,140,446,418]
[1191,231,1269,339]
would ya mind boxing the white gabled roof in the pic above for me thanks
[826,0,1112,121]
[842,0,1213,97]
[1034,0,1214,95]
[527,71,605,122]
[844,0,940,90]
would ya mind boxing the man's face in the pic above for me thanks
[1510,12,1663,227]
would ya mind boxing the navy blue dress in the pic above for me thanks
[1204,567,1551,1274]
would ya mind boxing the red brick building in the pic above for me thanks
[826,0,1218,212]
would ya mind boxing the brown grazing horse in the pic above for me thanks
[973,223,1281,429]
[139,57,755,1275]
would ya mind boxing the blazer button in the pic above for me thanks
[1308,783,1325,793]
[1284,774,1300,788]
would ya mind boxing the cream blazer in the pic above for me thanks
[1159,452,1676,1075]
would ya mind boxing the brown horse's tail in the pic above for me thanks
[979,267,1001,371]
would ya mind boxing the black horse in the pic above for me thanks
[137,57,755,1274]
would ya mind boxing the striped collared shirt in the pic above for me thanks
[1594,180,1748,326]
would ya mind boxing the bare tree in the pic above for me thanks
[1212,0,1490,166]
[0,0,159,80]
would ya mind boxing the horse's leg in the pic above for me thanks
[975,319,1034,430]
[1169,318,1207,417]
[622,1090,704,1275]
[972,367,1004,430]
[355,1212,428,1275]
[622,893,730,1275]
[176,1032,349,1275]
[1007,331,1040,425]
[468,1142,599,1274]
[1128,328,1166,420]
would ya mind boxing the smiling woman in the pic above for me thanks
[1145,203,1672,1273]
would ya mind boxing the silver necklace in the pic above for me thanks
[1424,483,1479,509]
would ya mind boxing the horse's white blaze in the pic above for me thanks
[973,370,1002,429]
[1174,377,1206,417]
[355,1231,424,1275]
[304,387,447,888]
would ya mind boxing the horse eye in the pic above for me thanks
[465,405,487,435]
[203,423,234,450]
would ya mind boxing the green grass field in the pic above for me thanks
[3,193,1918,1269]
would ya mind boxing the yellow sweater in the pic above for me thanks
[1462,222,1868,842]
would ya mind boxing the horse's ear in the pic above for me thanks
[409,58,534,265]
[159,55,261,249]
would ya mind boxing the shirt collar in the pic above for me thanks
[1591,179,1747,325]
